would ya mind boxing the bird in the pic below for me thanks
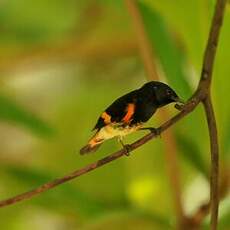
[80,81,184,155]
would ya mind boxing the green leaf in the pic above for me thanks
[0,95,54,137]
[176,133,209,178]
[138,1,192,99]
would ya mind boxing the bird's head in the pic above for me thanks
[141,81,184,107]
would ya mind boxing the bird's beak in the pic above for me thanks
[172,96,185,104]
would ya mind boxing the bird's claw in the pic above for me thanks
[140,127,161,137]
[175,103,185,111]
[123,144,132,156]
[149,127,161,137]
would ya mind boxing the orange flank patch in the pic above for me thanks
[101,112,111,124]
[89,135,103,147]
[123,103,135,123]
[89,138,97,147]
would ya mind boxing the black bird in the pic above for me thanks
[80,81,183,155]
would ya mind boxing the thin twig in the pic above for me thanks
[198,0,227,229]
[203,96,219,230]
[125,0,184,227]
[199,0,227,87]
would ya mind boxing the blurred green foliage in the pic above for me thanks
[139,1,192,98]
[0,0,229,229]
[0,95,54,136]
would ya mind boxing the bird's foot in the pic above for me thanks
[123,144,132,156]
[175,103,185,111]
[118,138,132,156]
[149,127,161,137]
[140,127,161,137]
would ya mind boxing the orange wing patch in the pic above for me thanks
[122,103,135,123]
[101,112,111,124]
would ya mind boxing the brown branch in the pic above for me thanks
[198,0,227,229]
[203,96,219,230]
[0,100,197,208]
[199,0,227,88]
[125,0,184,227]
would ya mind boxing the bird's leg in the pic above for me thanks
[139,127,161,137]
[118,137,131,156]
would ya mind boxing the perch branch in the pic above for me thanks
[0,100,197,208]
[203,95,219,230]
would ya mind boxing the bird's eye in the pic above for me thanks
[166,89,171,95]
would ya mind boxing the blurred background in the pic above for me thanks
[0,0,229,229]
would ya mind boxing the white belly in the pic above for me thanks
[96,123,142,141]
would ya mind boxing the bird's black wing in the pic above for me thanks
[93,90,139,130]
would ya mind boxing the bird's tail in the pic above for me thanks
[80,132,104,155]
